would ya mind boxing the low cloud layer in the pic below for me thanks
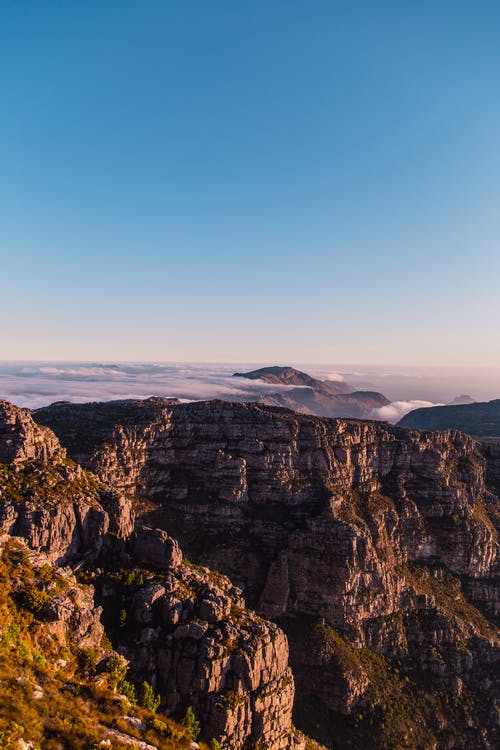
[0,362,307,409]
[371,400,442,423]
[319,372,346,383]
[0,362,488,417]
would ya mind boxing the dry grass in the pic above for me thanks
[0,539,198,750]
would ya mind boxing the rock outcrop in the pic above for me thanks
[90,551,299,749]
[133,525,183,570]
[0,399,65,465]
[0,533,106,653]
[0,398,301,749]
[35,398,500,749]
[0,400,134,563]
[0,534,201,749]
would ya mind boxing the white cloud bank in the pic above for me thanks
[371,400,442,423]
[0,363,470,418]
[320,372,346,383]
[0,362,307,409]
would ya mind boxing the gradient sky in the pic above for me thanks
[1,1,499,365]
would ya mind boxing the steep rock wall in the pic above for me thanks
[1,399,301,749]
[35,398,500,749]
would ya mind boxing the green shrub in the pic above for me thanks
[119,679,137,703]
[32,650,45,669]
[124,571,136,586]
[21,585,51,614]
[0,721,24,748]
[151,717,168,733]
[181,706,200,740]
[150,716,186,742]
[77,648,99,675]
[119,608,127,628]
[108,653,127,688]
[139,681,161,713]
[1,622,21,647]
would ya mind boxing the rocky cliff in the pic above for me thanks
[89,525,298,750]
[0,533,207,749]
[35,398,500,749]
[0,400,135,564]
[0,399,303,750]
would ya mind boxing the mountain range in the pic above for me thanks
[0,394,492,749]
[233,366,390,419]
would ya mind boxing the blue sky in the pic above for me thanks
[1,1,499,365]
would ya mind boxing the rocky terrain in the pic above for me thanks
[0,400,308,750]
[399,398,500,438]
[35,396,499,750]
[233,366,389,419]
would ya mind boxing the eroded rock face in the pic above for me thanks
[35,398,500,749]
[0,492,109,563]
[133,525,182,570]
[0,399,301,750]
[0,400,133,563]
[37,400,498,612]
[91,553,298,749]
[0,533,106,655]
[0,400,65,465]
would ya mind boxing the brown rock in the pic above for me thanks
[133,526,182,570]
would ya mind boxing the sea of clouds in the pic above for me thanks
[0,362,309,409]
[0,361,492,423]
[370,400,442,422]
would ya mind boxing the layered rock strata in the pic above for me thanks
[90,534,298,749]
[0,399,300,749]
[35,398,500,749]
[0,400,134,563]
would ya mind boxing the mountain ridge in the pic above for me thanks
[398,398,500,437]
[34,396,500,750]
[233,366,390,419]
[0,399,309,750]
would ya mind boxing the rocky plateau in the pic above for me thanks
[31,396,499,750]
[0,400,308,750]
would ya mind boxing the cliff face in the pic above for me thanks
[0,399,65,464]
[0,535,204,749]
[36,398,500,749]
[36,400,498,612]
[0,400,135,563]
[0,399,301,749]
[90,525,297,750]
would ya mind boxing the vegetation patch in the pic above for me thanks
[0,539,200,750]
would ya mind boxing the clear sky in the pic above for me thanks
[1,1,499,365]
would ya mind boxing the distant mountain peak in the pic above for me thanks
[232,365,389,419]
[233,365,349,394]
